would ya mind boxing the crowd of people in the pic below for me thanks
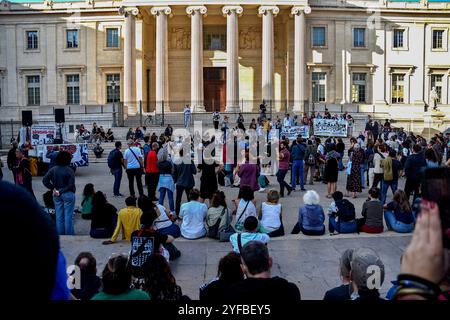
[2,110,450,302]
[4,176,450,301]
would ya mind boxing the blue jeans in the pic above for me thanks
[184,115,190,127]
[291,160,304,190]
[338,153,344,171]
[54,192,75,235]
[384,211,414,233]
[328,215,357,233]
[112,168,122,196]
[360,166,366,188]
[381,180,398,204]
[158,223,181,238]
[159,188,175,212]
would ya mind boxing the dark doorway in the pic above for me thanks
[203,67,226,112]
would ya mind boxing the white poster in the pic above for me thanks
[31,125,57,145]
[313,119,348,137]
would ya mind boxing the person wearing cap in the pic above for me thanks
[123,139,144,197]
[323,249,354,300]
[349,247,385,300]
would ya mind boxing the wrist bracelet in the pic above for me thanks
[393,274,441,300]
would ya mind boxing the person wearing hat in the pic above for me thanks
[123,139,144,197]
[349,247,385,300]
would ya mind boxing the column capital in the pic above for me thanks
[150,6,172,17]
[222,5,243,17]
[186,5,207,17]
[118,6,139,17]
[291,6,311,16]
[258,6,279,16]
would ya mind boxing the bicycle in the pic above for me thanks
[144,113,165,127]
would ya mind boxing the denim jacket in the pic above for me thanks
[298,204,325,231]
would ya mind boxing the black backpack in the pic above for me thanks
[336,199,355,222]
[107,149,116,169]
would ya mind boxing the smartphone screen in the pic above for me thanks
[422,167,450,248]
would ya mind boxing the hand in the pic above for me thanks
[102,240,114,245]
[400,200,447,284]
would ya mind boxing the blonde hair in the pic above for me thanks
[266,189,280,203]
[303,190,320,205]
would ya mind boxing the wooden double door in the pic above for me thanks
[203,67,226,112]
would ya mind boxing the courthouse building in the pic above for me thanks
[1,0,450,120]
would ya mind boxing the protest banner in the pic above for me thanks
[30,125,57,145]
[280,126,310,140]
[313,118,348,137]
[41,143,89,167]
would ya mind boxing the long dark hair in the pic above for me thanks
[83,183,95,198]
[142,254,179,300]
[211,191,227,208]
[92,191,107,212]
[101,255,132,295]
[393,190,412,213]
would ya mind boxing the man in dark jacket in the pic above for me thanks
[404,144,426,201]
[7,141,18,182]
[290,136,306,191]
[174,149,197,215]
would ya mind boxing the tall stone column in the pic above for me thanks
[259,6,279,105]
[187,6,207,112]
[151,6,172,113]
[122,7,139,114]
[222,6,243,112]
[291,6,310,112]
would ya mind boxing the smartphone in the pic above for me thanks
[421,167,450,248]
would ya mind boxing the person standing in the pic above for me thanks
[7,141,18,182]
[212,110,221,130]
[345,144,364,198]
[13,147,34,198]
[108,141,125,197]
[380,150,402,204]
[145,142,160,201]
[372,144,388,189]
[404,144,426,202]
[43,151,76,235]
[283,114,292,128]
[173,149,197,215]
[291,136,306,191]
[304,140,318,185]
[183,105,191,128]
[336,138,345,171]
[124,140,144,197]
[46,146,60,170]
[276,141,292,197]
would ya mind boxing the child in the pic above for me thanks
[258,189,284,237]
[43,190,56,221]
[357,187,384,233]
[328,191,357,235]
[81,183,95,220]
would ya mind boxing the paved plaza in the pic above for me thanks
[2,159,411,299]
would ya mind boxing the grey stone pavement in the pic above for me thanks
[2,158,411,300]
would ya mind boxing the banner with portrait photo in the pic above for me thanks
[313,119,348,137]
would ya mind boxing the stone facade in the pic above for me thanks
[1,0,450,120]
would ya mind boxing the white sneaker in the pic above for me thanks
[258,188,266,192]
